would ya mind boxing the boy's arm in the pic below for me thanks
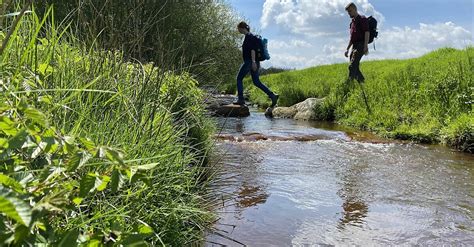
[345,41,352,57]
[364,31,370,54]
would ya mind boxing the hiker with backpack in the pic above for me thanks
[234,21,279,107]
[344,2,377,83]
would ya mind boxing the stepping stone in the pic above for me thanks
[214,104,250,117]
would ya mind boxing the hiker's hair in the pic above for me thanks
[238,21,250,32]
[345,2,357,11]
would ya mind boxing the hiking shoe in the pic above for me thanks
[271,94,279,107]
[233,100,246,106]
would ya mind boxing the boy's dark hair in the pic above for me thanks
[238,21,250,32]
[345,2,357,11]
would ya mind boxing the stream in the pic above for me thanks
[206,108,473,246]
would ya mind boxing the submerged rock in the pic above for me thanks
[214,132,334,142]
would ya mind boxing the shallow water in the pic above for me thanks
[206,109,474,246]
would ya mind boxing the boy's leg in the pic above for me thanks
[353,43,365,82]
[250,65,275,98]
[250,64,279,107]
[348,42,364,82]
[235,61,251,104]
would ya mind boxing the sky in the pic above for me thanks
[228,0,473,69]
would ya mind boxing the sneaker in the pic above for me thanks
[270,94,279,107]
[233,100,246,106]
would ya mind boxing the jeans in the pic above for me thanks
[236,60,275,101]
[348,42,365,83]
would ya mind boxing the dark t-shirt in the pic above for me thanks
[242,33,259,61]
[350,15,369,43]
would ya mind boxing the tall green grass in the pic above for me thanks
[35,0,242,87]
[248,48,473,152]
[1,5,215,245]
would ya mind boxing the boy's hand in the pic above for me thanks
[252,61,258,71]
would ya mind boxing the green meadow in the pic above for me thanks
[248,48,473,152]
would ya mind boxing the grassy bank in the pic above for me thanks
[248,48,473,152]
[0,7,214,246]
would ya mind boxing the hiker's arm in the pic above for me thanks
[364,31,369,54]
[251,50,257,71]
[345,41,352,57]
[346,41,353,51]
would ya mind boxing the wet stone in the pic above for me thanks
[272,98,325,121]
[214,104,250,117]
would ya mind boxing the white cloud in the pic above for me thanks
[269,39,313,49]
[261,0,384,37]
[264,21,473,69]
[372,22,473,59]
[317,22,473,62]
[259,0,472,69]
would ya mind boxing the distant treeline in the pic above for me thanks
[260,66,294,75]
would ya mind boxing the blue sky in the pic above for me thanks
[228,0,473,68]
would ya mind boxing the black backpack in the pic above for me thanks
[367,16,378,44]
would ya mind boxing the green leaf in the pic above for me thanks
[0,103,10,114]
[38,63,54,76]
[110,169,120,193]
[0,138,7,148]
[68,151,92,171]
[79,173,97,197]
[131,173,151,187]
[31,141,48,159]
[86,239,101,247]
[0,116,17,136]
[105,148,124,165]
[8,129,28,150]
[72,197,83,205]
[138,224,154,235]
[96,147,124,165]
[97,175,110,192]
[58,229,79,247]
[120,234,148,247]
[14,225,28,244]
[38,95,53,105]
[0,186,32,226]
[0,174,25,194]
[24,108,48,127]
[63,142,76,155]
[78,137,95,151]
[41,136,58,154]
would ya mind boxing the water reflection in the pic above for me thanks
[335,158,370,228]
[235,120,244,133]
[237,184,269,208]
[339,198,369,227]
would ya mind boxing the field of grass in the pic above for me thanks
[0,7,215,246]
[248,48,473,152]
